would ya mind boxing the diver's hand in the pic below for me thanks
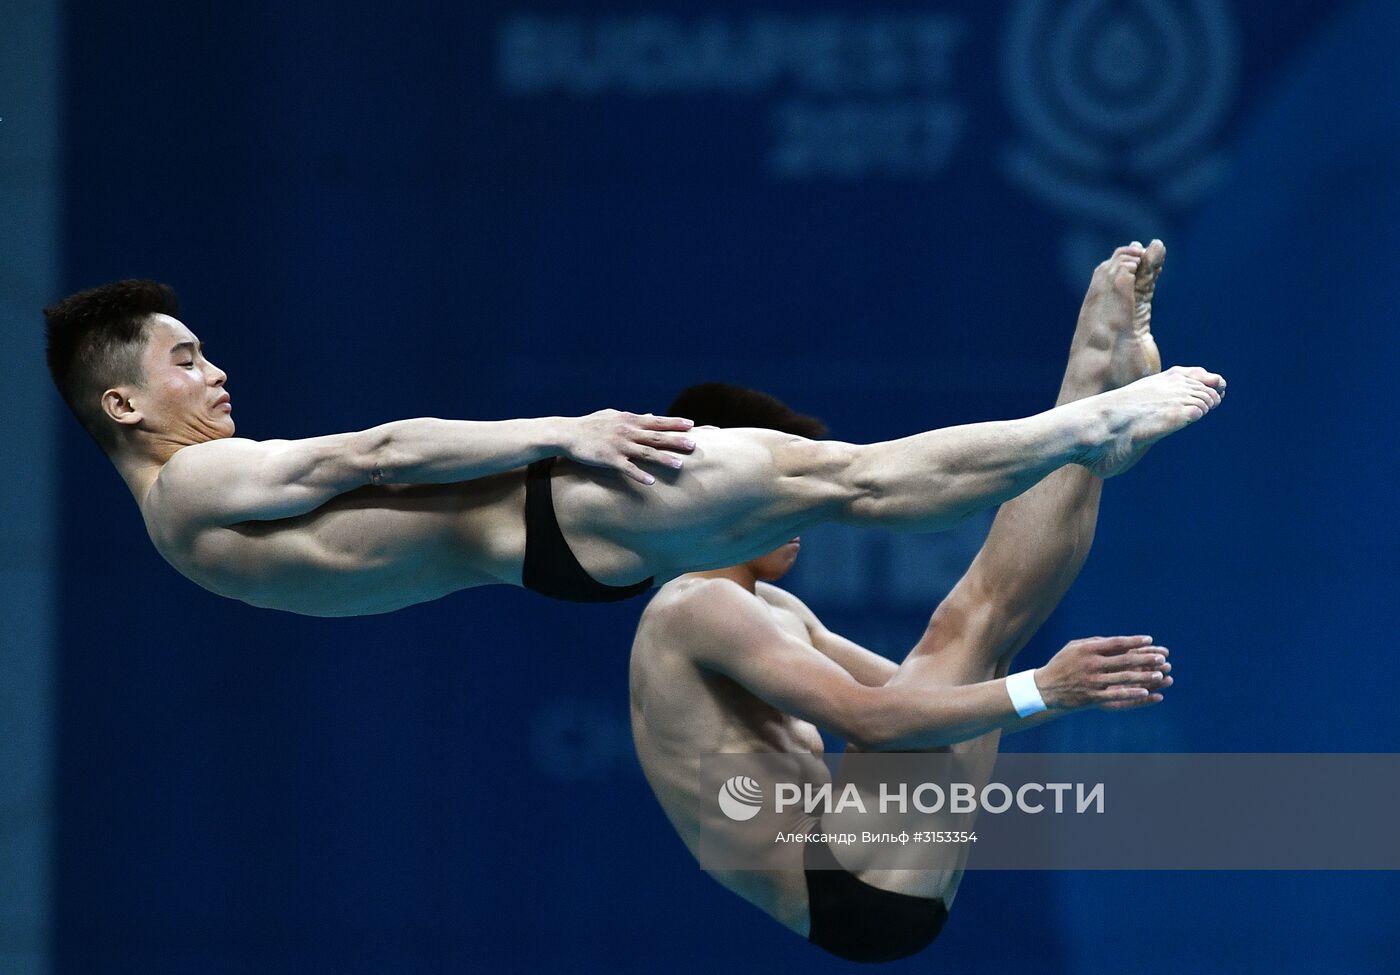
[1035,635,1172,712]
[560,410,696,485]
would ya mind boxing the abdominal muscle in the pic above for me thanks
[153,472,529,617]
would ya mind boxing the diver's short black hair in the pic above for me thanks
[667,382,828,439]
[44,279,181,451]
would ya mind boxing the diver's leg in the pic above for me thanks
[833,243,1179,902]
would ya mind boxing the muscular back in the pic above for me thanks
[629,578,830,931]
[630,580,828,762]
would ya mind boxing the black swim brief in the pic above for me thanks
[521,457,654,603]
[804,832,949,963]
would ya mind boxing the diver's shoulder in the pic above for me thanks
[145,437,264,522]
[754,582,815,618]
[643,575,758,629]
[160,435,266,472]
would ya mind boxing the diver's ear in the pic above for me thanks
[102,387,143,428]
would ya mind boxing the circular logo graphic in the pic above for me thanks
[1003,0,1236,169]
[717,776,764,822]
[999,0,1237,287]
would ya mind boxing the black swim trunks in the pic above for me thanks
[521,457,655,603]
[804,832,949,963]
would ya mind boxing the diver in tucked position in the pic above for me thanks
[43,241,1222,616]
[630,243,1184,962]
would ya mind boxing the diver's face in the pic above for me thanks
[747,538,801,582]
[129,314,235,443]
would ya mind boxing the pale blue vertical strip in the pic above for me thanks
[0,1,60,972]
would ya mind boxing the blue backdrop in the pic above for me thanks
[52,1,1400,971]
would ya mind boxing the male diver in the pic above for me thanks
[44,241,1222,615]
[629,243,1181,962]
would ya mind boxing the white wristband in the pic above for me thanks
[1006,669,1047,718]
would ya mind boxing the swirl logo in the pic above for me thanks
[717,776,765,822]
[1000,0,1237,283]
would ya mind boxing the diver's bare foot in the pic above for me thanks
[1065,242,1160,396]
[1077,366,1226,478]
[1110,238,1166,387]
